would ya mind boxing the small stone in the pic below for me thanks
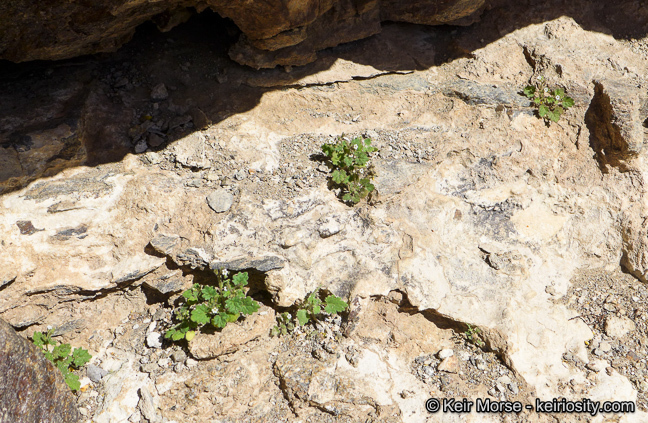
[586,359,608,373]
[146,332,163,349]
[150,83,169,101]
[134,140,148,153]
[456,351,471,361]
[599,341,612,352]
[589,335,601,350]
[206,189,234,213]
[147,133,164,148]
[437,356,459,373]
[158,358,170,367]
[438,348,454,360]
[115,77,129,88]
[140,363,159,373]
[509,382,519,395]
[593,348,605,356]
[186,358,198,367]
[605,315,636,338]
[475,357,487,370]
[603,303,617,312]
[233,170,246,181]
[171,350,187,363]
[138,386,159,422]
[318,218,341,238]
[87,364,108,383]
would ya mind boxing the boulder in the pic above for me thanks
[0,318,80,423]
[0,0,485,68]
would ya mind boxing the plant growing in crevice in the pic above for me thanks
[463,324,485,348]
[31,329,92,392]
[523,76,574,123]
[165,270,259,342]
[321,136,378,205]
[271,288,348,336]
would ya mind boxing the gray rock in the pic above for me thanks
[149,234,179,256]
[138,386,160,423]
[87,364,109,383]
[206,189,234,213]
[171,350,187,363]
[318,218,342,238]
[144,272,186,295]
[210,255,285,273]
[0,318,80,423]
[134,140,148,154]
[150,84,168,101]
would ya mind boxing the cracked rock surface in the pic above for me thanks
[2,0,648,421]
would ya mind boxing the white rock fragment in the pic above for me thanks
[146,332,162,349]
[438,348,454,360]
[604,315,636,339]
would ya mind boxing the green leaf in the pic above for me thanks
[32,331,45,347]
[296,309,309,326]
[185,331,196,341]
[52,343,72,359]
[231,272,248,287]
[171,331,185,341]
[200,285,218,301]
[538,105,548,117]
[239,297,260,315]
[332,169,348,184]
[211,312,230,328]
[191,304,211,325]
[324,295,349,314]
[182,285,200,302]
[523,86,535,98]
[65,373,81,392]
[72,348,91,368]
[562,97,574,108]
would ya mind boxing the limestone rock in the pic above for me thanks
[605,315,636,339]
[0,318,80,423]
[206,189,234,213]
[188,306,275,359]
[0,0,485,68]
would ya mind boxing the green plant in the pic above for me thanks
[271,288,349,336]
[165,270,259,342]
[32,329,92,392]
[322,136,378,204]
[523,76,574,123]
[464,324,485,348]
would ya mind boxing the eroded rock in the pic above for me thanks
[0,318,80,423]
[0,0,485,68]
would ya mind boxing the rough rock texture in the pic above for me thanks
[0,318,80,423]
[0,0,485,68]
[3,1,648,421]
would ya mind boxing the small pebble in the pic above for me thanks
[438,349,454,360]
[146,332,163,349]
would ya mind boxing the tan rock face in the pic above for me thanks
[0,0,484,68]
[4,3,648,420]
